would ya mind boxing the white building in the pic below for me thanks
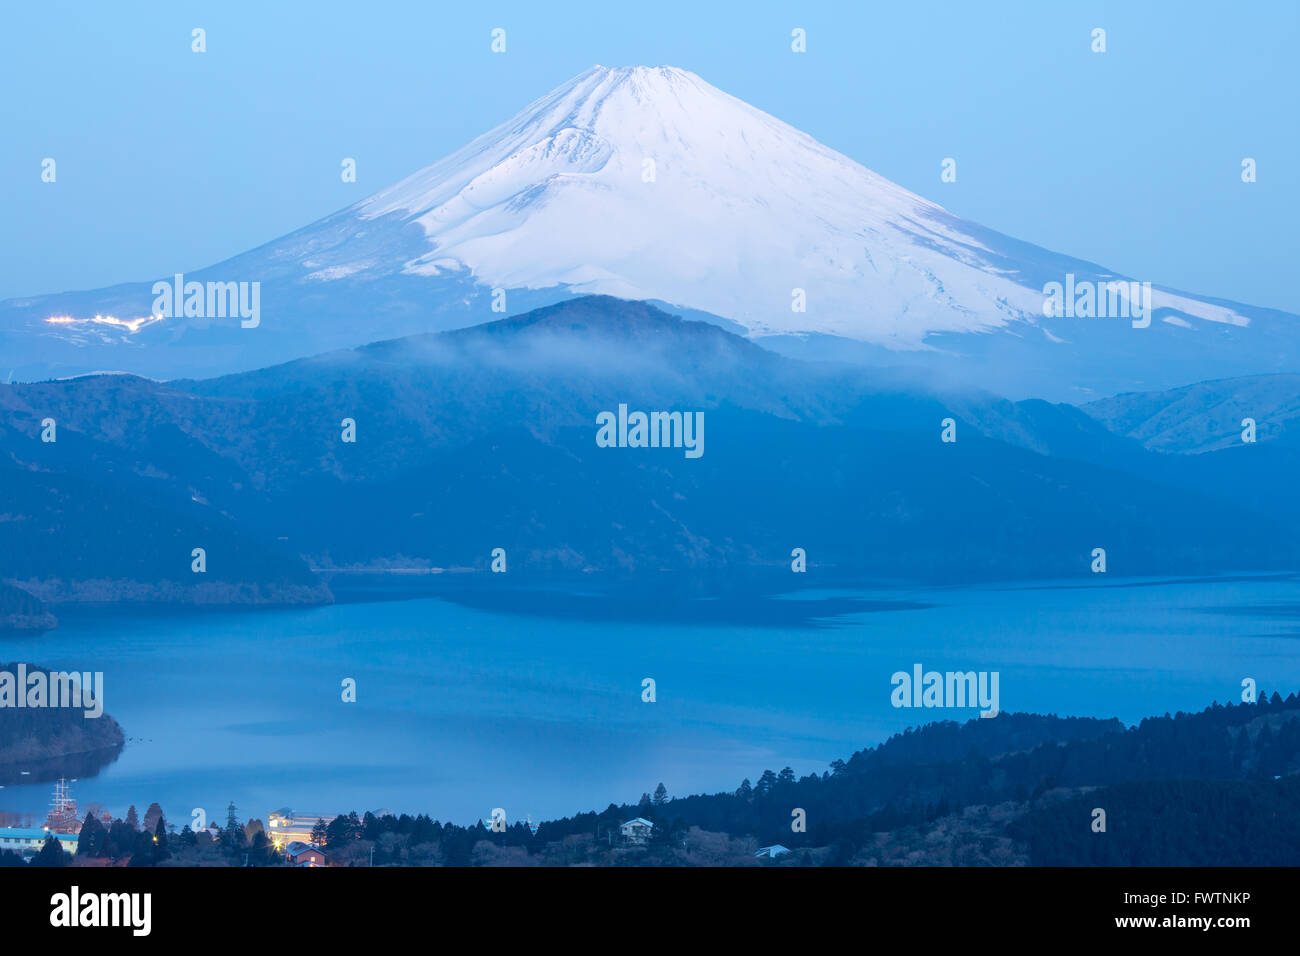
[267,809,334,849]
[0,827,79,859]
[619,818,654,846]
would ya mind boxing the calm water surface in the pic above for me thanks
[2,575,1298,826]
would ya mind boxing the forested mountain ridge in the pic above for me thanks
[523,692,1300,865]
[4,298,1297,603]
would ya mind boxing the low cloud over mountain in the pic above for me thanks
[2,297,1295,604]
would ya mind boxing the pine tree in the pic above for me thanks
[652,783,668,806]
[142,802,163,835]
[125,805,140,830]
[127,830,156,868]
[410,814,436,845]
[251,829,277,866]
[107,820,136,859]
[153,816,170,863]
[76,812,106,858]
[31,835,69,867]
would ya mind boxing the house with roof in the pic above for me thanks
[284,841,328,867]
[618,818,654,846]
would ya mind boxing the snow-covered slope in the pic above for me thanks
[355,65,1048,343]
[0,66,1292,397]
[327,65,1253,342]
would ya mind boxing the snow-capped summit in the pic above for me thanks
[321,63,1240,344]
[345,64,1043,342]
[0,65,1292,396]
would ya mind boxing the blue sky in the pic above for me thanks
[2,0,1296,311]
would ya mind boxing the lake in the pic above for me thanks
[2,573,1298,829]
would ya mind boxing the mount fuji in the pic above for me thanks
[2,65,1295,398]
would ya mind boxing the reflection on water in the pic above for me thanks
[0,744,124,788]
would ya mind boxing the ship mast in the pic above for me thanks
[45,777,78,832]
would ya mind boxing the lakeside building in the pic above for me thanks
[0,779,84,858]
[0,827,79,859]
[266,809,335,849]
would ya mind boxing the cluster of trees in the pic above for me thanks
[1010,776,1300,865]
[159,802,282,866]
[0,839,69,868]
[3,801,173,867]
[490,692,1300,865]
[577,712,1125,848]
[298,783,689,866]
[309,810,550,866]
[616,692,1300,855]
[15,799,287,867]
[74,808,170,866]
